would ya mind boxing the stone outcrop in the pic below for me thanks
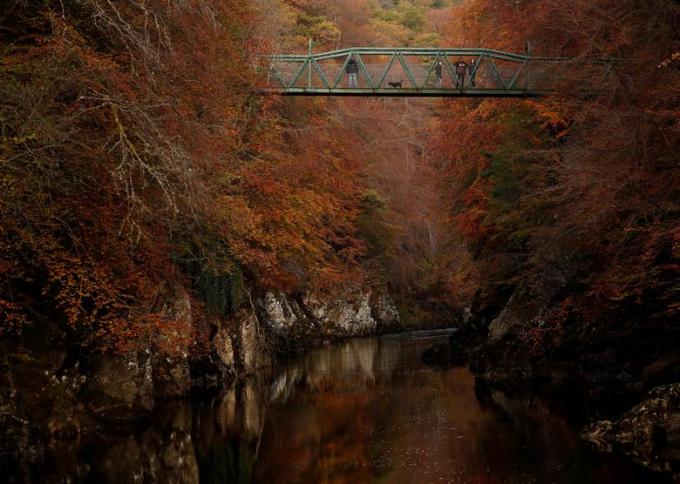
[370,291,401,330]
[210,289,400,375]
[488,267,566,341]
[262,292,300,334]
[151,287,193,398]
[237,309,271,374]
[85,352,154,421]
[582,383,680,479]
[85,286,195,419]
[258,289,400,340]
[213,325,235,371]
[0,284,400,479]
[303,292,377,334]
[87,288,399,393]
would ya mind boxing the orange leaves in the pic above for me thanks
[95,312,192,355]
[455,182,491,240]
[0,299,28,336]
[526,100,570,141]
[213,126,366,290]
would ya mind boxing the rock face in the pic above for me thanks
[213,325,235,370]
[370,292,401,330]
[151,287,193,398]
[262,292,300,333]
[82,288,399,404]
[209,289,400,374]
[85,352,155,421]
[0,284,400,478]
[85,286,194,419]
[488,268,566,341]
[258,290,400,340]
[237,309,271,374]
[582,383,680,479]
[304,292,377,334]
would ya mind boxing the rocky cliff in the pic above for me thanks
[0,286,400,477]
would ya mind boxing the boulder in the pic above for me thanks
[582,383,680,478]
[488,267,566,341]
[84,352,154,421]
[150,286,193,398]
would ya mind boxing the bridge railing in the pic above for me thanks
[262,47,614,96]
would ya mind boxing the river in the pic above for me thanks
[39,331,671,483]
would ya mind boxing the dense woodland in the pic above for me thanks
[0,0,458,354]
[1,0,679,480]
[1,0,679,443]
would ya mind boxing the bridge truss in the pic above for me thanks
[264,47,613,97]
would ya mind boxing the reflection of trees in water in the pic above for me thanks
[101,340,400,484]
[251,339,394,483]
[197,439,255,484]
[192,380,270,484]
[39,337,662,483]
[270,337,402,399]
[227,338,402,482]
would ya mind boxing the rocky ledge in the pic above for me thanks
[582,383,680,479]
[0,285,400,478]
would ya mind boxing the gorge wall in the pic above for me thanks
[1,286,400,477]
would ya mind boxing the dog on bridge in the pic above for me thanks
[387,79,403,88]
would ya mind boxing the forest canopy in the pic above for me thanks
[1,0,678,353]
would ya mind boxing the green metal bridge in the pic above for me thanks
[264,47,613,97]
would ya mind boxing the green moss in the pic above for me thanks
[357,189,393,264]
[172,231,244,319]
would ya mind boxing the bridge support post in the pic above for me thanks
[308,38,313,89]
[526,41,532,90]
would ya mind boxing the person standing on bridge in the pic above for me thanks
[435,60,443,88]
[468,58,477,87]
[346,58,359,88]
[455,59,468,87]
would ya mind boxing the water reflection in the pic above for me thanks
[243,333,662,484]
[33,332,671,483]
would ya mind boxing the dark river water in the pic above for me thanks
[42,331,671,483]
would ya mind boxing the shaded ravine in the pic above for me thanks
[34,332,672,483]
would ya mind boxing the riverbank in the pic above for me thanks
[0,287,401,481]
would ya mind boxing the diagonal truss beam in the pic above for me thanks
[377,53,397,88]
[397,53,418,88]
[354,52,374,88]
[507,60,528,89]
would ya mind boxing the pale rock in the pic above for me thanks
[213,325,235,370]
[262,292,298,333]
[238,310,271,374]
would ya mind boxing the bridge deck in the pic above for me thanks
[264,88,542,97]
